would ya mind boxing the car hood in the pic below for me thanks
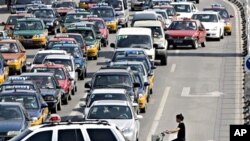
[40,89,57,96]
[202,22,219,29]
[0,120,23,132]
[105,119,133,130]
[27,109,41,118]
[14,30,44,36]
[103,17,116,22]
[2,53,20,60]
[166,30,197,37]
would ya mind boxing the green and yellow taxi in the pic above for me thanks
[67,24,101,60]
[90,3,119,33]
[12,17,48,47]
[0,39,27,75]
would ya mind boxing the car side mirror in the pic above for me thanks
[41,103,48,108]
[110,43,115,48]
[144,82,150,86]
[85,82,91,88]
[133,82,140,88]
[230,15,234,18]
[176,13,180,16]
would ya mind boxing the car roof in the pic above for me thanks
[91,100,129,106]
[3,80,35,85]
[92,89,126,94]
[96,69,130,74]
[36,50,67,54]
[133,20,162,27]
[0,89,37,94]
[45,54,73,60]
[194,11,219,15]
[118,28,152,36]
[115,48,145,52]
[32,63,66,68]
[21,72,54,77]
[112,61,144,65]
[52,43,79,47]
[48,38,76,41]
[0,102,23,106]
[0,39,18,43]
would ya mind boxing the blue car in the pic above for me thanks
[0,102,31,140]
[50,43,87,80]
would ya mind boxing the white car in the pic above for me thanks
[27,50,68,70]
[192,11,225,40]
[110,27,156,62]
[43,54,77,93]
[171,2,198,19]
[0,31,8,39]
[85,100,142,141]
[145,9,172,27]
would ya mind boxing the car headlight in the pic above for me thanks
[7,131,21,136]
[122,127,133,134]
[44,96,55,101]
[8,59,18,63]
[211,27,218,31]
[87,45,95,48]
[34,34,44,38]
[139,93,143,98]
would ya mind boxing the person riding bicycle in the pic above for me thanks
[164,114,185,141]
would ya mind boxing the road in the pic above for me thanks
[0,0,244,140]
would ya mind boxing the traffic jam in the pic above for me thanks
[0,0,235,141]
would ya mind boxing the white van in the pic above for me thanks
[109,0,129,27]
[110,28,156,61]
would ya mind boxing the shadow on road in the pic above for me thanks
[168,52,242,57]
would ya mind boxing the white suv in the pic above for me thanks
[84,100,143,141]
[171,2,198,19]
[10,115,127,141]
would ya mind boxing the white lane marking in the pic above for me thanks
[146,87,171,141]
[167,134,177,141]
[170,64,176,72]
[181,87,190,97]
[175,50,180,53]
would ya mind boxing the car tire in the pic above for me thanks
[150,88,153,94]
[57,101,61,111]
[79,71,84,80]
[51,106,57,113]
[75,85,77,92]
[196,0,199,4]
[93,56,98,60]
[71,88,75,95]
[221,34,224,39]
[17,68,22,75]
[147,94,150,102]
[68,94,72,101]
[228,32,232,36]
[201,40,206,47]
[140,107,146,113]
[63,96,68,105]
[22,65,27,72]
[192,40,199,49]
[160,55,167,66]
[131,7,134,11]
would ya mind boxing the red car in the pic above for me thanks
[31,63,74,104]
[52,0,77,17]
[46,37,78,50]
[165,19,206,49]
[81,16,109,47]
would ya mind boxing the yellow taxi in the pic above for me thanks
[0,39,27,75]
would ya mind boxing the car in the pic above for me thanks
[45,37,78,50]
[61,10,90,33]
[31,63,74,102]
[131,0,154,11]
[43,54,78,96]
[85,100,143,141]
[110,27,156,62]
[0,53,8,84]
[153,5,178,21]
[67,25,101,60]
[79,0,98,10]
[10,0,33,14]
[82,88,133,115]
[171,2,198,19]
[192,11,225,40]
[52,0,78,18]
[90,4,119,33]
[203,4,234,35]
[131,11,164,27]
[20,73,63,113]
[49,43,87,80]
[133,20,168,65]
[0,39,27,74]
[165,18,206,49]
[0,102,31,141]
[12,17,48,48]
[0,89,49,126]
[111,54,156,94]
[26,50,68,70]
[82,15,109,47]
[30,8,61,34]
[10,115,128,141]
[145,9,172,27]
[85,66,141,102]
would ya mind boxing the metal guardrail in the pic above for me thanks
[228,0,250,125]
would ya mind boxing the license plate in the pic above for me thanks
[24,40,32,43]
[174,40,183,43]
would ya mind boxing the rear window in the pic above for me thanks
[87,129,117,141]
[58,129,84,141]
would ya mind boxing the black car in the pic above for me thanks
[0,102,31,140]
[31,8,61,34]
[20,73,63,113]
[85,66,140,102]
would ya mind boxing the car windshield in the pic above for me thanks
[31,68,66,80]
[153,1,171,6]
[166,8,176,16]
[43,59,73,72]
[115,57,150,73]
[173,4,191,13]
[33,9,55,18]
[111,1,123,11]
[64,14,89,23]
[0,95,39,110]
[51,46,82,58]
[203,9,229,19]
[33,53,65,64]
[15,21,43,30]
[7,16,24,25]
[156,11,168,19]
[0,84,35,92]
[68,29,95,41]
[53,2,75,8]
[91,8,115,18]
[116,35,152,49]
[47,40,76,49]
[94,75,132,88]
[0,43,19,53]
[0,105,23,121]
[113,51,146,60]
[88,105,132,119]
[168,21,197,30]
[113,64,146,76]
[192,14,218,22]
[137,26,163,38]
[95,20,105,29]
[87,93,127,107]
[24,76,56,89]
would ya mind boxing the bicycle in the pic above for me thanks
[152,132,165,141]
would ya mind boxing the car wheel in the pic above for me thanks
[196,0,199,4]
[150,88,153,94]
[228,32,232,36]
[22,65,27,72]
[93,56,98,60]
[57,101,61,111]
[201,40,206,47]
[192,40,199,49]
[68,94,72,101]
[80,71,85,80]
[16,68,22,75]
[147,94,150,102]
[140,107,146,113]
[71,88,75,95]
[221,34,224,39]
[160,55,167,66]
[63,96,68,105]
[51,106,57,113]
[75,85,77,92]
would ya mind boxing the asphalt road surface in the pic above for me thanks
[0,0,244,140]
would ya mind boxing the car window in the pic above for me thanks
[116,35,152,49]
[0,43,19,53]
[26,131,52,141]
[173,4,191,13]
[192,14,218,22]
[0,105,23,121]
[87,93,127,107]
[87,129,117,141]
[93,74,132,88]
[58,129,84,141]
